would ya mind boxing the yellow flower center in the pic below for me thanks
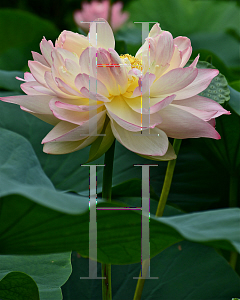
[120,54,142,71]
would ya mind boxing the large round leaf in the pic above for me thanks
[62,242,240,300]
[0,272,39,300]
[0,253,71,300]
[0,121,239,266]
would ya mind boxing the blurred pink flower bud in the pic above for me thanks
[74,0,129,32]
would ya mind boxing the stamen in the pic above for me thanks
[120,54,142,70]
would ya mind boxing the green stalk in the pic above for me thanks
[133,139,182,300]
[101,140,115,300]
[229,174,239,270]
[229,251,238,270]
[107,0,112,26]
[156,139,182,217]
[133,260,149,300]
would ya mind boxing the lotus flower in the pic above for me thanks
[0,19,230,160]
[74,0,129,32]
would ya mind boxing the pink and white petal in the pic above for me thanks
[56,66,79,90]
[174,36,191,51]
[135,23,162,59]
[173,36,192,67]
[21,82,47,95]
[55,30,89,57]
[21,78,55,97]
[136,37,154,74]
[51,97,90,107]
[80,87,110,102]
[149,94,177,111]
[16,77,25,82]
[42,121,85,143]
[157,104,221,139]
[56,48,79,64]
[42,110,106,142]
[0,95,53,114]
[65,59,81,77]
[55,100,104,111]
[150,67,198,97]
[24,72,35,82]
[170,104,218,121]
[28,61,50,87]
[110,119,169,156]
[172,95,230,118]
[40,38,54,66]
[45,72,76,98]
[137,142,176,161]
[136,29,172,69]
[155,31,174,67]
[135,40,149,61]
[108,48,128,93]
[173,68,219,100]
[208,118,216,127]
[160,45,182,76]
[52,50,79,88]
[55,77,83,97]
[31,51,49,66]
[96,48,119,95]
[75,72,91,90]
[125,94,176,114]
[107,110,143,132]
[88,18,115,50]
[16,72,35,82]
[124,96,145,113]
[148,23,164,38]
[32,85,56,96]
[132,73,156,98]
[51,49,65,71]
[79,47,98,75]
[179,46,192,68]
[106,96,142,131]
[20,107,59,125]
[75,73,109,97]
[189,55,199,68]
[49,98,92,125]
[43,135,97,154]
[136,39,155,75]
[105,95,161,130]
[153,63,170,81]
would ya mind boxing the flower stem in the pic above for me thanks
[133,139,182,300]
[101,140,115,300]
[229,251,238,270]
[229,174,239,270]
[156,139,182,217]
[133,260,149,300]
[107,0,112,26]
[102,140,115,202]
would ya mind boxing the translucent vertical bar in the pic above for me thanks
[134,22,158,136]
[89,22,98,136]
[142,70,150,135]
[80,164,105,279]
[133,164,158,280]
